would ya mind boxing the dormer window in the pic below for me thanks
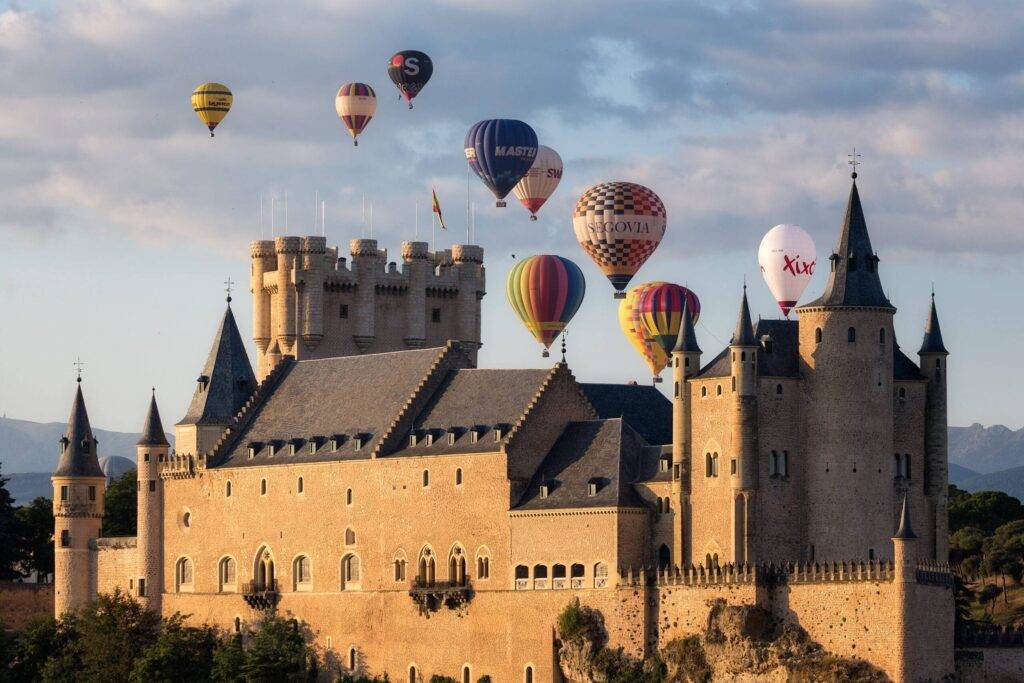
[330,435,343,451]
[268,442,278,457]
[288,442,298,456]
[354,434,366,451]
[447,431,456,446]
[425,431,435,447]
[80,439,90,453]
[470,427,481,444]
[762,336,773,354]
[588,479,599,496]
[197,375,209,390]
[659,457,670,473]
[409,431,419,447]
[847,254,857,271]
[247,443,260,459]
[308,438,319,454]
[539,482,552,499]
[494,424,508,442]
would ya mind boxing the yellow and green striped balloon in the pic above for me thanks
[191,82,232,137]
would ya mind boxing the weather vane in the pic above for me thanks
[848,148,862,179]
[73,356,85,383]
[224,277,234,304]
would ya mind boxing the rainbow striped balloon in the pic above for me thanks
[638,283,701,357]
[506,255,586,356]
[335,82,377,146]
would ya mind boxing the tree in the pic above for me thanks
[242,611,316,681]
[7,615,60,682]
[949,486,1024,535]
[211,633,247,683]
[978,583,1002,616]
[0,463,26,580]
[102,471,137,537]
[130,615,221,682]
[15,497,54,582]
[950,526,986,573]
[73,589,162,680]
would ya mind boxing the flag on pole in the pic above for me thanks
[432,188,447,230]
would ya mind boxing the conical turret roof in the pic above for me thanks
[672,296,701,354]
[54,382,104,478]
[918,294,948,355]
[137,391,169,446]
[894,493,917,540]
[730,287,756,347]
[803,180,894,310]
[178,305,257,426]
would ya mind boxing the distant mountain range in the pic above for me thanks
[2,417,1022,503]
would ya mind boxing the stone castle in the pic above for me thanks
[51,179,959,681]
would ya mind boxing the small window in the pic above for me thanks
[730,459,737,475]
[448,431,456,445]
[525,665,534,683]
[248,446,256,459]
[705,453,713,477]
[226,481,232,497]
[781,451,788,477]
[712,453,720,477]
[394,557,407,582]
[898,387,906,399]
[869,548,875,561]
[716,385,722,396]
[339,304,349,319]
[763,339,773,354]
[183,511,191,528]
[659,457,670,473]
[297,477,304,493]
[220,557,237,589]
[674,380,680,398]
[261,479,267,496]
[539,483,550,499]
[350,648,358,671]
[88,486,96,502]
[701,386,707,397]
[60,486,68,502]
[422,470,430,487]
[515,565,529,580]
[657,498,664,514]
[684,357,690,367]
[879,328,886,344]
[776,384,783,395]
[815,328,822,344]
[346,488,353,505]
[138,578,146,597]
[309,440,317,454]
[144,453,150,462]
[345,528,356,546]
[470,429,479,444]
[847,327,856,343]
[455,468,463,486]
[431,308,441,323]
[462,666,470,683]
[588,481,598,496]
[149,480,156,492]
[60,529,70,547]
[293,555,312,588]
[234,617,241,633]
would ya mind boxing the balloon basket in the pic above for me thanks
[496,200,506,208]
[529,215,538,221]
[408,103,414,110]
[613,292,626,299]
[353,140,358,147]
[542,350,550,358]
[653,376,663,384]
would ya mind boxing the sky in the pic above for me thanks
[0,0,1021,433]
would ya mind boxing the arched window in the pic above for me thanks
[571,563,585,588]
[254,547,275,590]
[701,386,707,397]
[462,665,471,683]
[712,453,720,477]
[815,328,822,344]
[879,328,886,344]
[525,665,534,683]
[345,527,356,546]
[476,550,490,579]
[515,564,529,589]
[663,497,670,513]
[297,477,304,493]
[234,616,241,633]
[776,384,783,395]
[418,548,436,586]
[394,551,407,582]
[219,556,236,592]
[341,554,360,589]
[847,327,856,343]
[705,453,713,477]
[656,498,664,514]
[594,562,608,588]
[449,546,468,586]
[349,648,357,671]
[533,565,548,578]
[422,470,430,487]
[175,557,194,592]
[705,553,712,570]
[182,511,191,528]
[260,479,267,495]
[346,488,353,505]
[552,563,567,588]
[658,544,671,569]
[716,384,723,396]
[293,555,312,590]
[455,468,463,486]
[408,665,417,683]
[898,387,906,399]
[225,481,232,497]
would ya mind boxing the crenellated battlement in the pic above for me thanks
[250,236,485,378]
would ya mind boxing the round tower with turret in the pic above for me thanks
[52,379,106,617]
[919,293,949,560]
[136,391,169,611]
[729,287,759,564]
[402,241,430,349]
[671,297,701,567]
[797,177,896,561]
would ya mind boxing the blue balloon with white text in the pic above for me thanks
[464,119,539,207]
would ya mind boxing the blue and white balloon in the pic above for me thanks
[464,119,538,207]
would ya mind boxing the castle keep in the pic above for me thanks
[53,180,957,681]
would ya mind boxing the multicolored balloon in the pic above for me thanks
[638,283,701,357]
[758,224,816,317]
[618,282,669,381]
[191,82,232,137]
[506,255,586,357]
[387,50,433,109]
[513,145,563,221]
[465,119,538,207]
[573,182,666,297]
[335,83,377,146]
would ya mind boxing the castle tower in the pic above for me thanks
[891,493,918,683]
[52,379,105,616]
[275,236,301,357]
[919,293,949,561]
[176,301,256,456]
[451,245,485,354]
[671,298,701,567]
[350,238,380,353]
[729,287,759,563]
[250,240,275,379]
[797,177,896,561]
[136,391,168,611]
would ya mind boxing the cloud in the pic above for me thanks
[0,0,1020,260]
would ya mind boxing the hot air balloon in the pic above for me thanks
[638,283,701,357]
[465,119,538,207]
[573,182,666,298]
[757,224,816,317]
[335,83,377,146]
[191,82,232,137]
[507,255,586,357]
[387,50,433,109]
[618,282,669,381]
[513,145,563,221]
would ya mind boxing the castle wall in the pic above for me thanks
[91,539,137,598]
[0,582,54,630]
[754,377,805,561]
[688,377,735,566]
[893,379,932,558]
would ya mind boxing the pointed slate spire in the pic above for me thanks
[54,381,104,478]
[672,295,701,354]
[804,179,894,310]
[137,390,169,446]
[893,493,917,540]
[918,292,948,355]
[178,305,257,426]
[730,285,757,347]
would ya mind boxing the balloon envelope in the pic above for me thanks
[191,82,232,137]
[507,255,586,352]
[465,119,538,206]
[618,282,669,378]
[387,50,433,108]
[638,283,701,357]
[757,224,816,317]
[513,145,563,220]
[573,182,666,296]
[335,83,377,146]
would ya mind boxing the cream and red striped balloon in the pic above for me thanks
[513,145,563,221]
[335,83,376,146]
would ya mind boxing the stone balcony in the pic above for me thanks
[242,579,280,610]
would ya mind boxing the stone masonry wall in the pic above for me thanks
[0,582,54,630]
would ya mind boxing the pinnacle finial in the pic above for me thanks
[73,356,84,383]
[561,330,567,363]
[224,277,234,304]
[848,147,862,179]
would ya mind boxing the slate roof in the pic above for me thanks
[802,180,894,310]
[217,346,447,467]
[755,319,800,377]
[731,287,757,346]
[894,493,916,539]
[919,296,948,355]
[137,393,169,446]
[515,419,647,510]
[54,383,104,478]
[673,297,701,354]
[894,342,925,381]
[580,383,672,445]
[179,306,257,426]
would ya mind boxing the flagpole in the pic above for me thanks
[415,199,419,239]
[431,211,435,252]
